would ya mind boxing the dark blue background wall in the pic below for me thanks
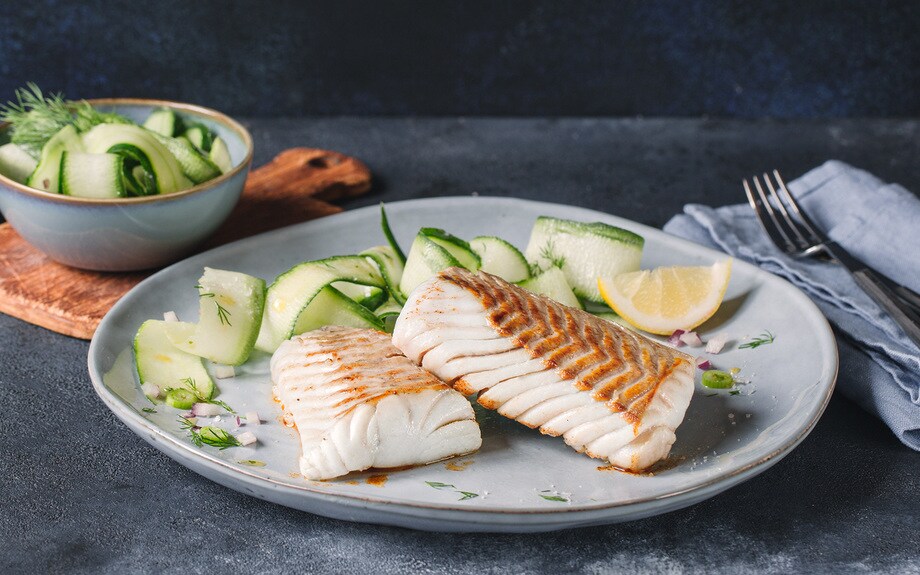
[1,0,917,118]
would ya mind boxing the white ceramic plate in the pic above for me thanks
[88,197,837,532]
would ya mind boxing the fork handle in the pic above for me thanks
[853,269,920,349]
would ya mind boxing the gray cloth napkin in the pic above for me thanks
[664,160,920,449]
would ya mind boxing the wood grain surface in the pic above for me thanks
[0,148,371,339]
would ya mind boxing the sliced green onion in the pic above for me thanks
[702,369,734,389]
[165,388,197,409]
[380,203,406,264]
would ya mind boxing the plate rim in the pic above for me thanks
[88,196,838,523]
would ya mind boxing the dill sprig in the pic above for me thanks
[195,285,232,326]
[180,377,237,414]
[739,331,775,350]
[424,481,479,500]
[539,240,566,269]
[539,490,569,502]
[178,416,241,450]
[0,83,129,157]
[215,302,232,326]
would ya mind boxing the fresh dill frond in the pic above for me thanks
[72,102,131,132]
[425,480,478,500]
[1,84,73,157]
[208,398,236,414]
[178,416,204,447]
[539,240,566,269]
[182,377,237,414]
[0,83,129,158]
[196,426,242,450]
[539,494,569,502]
[739,331,775,350]
[195,287,232,326]
[178,416,241,450]
[215,301,232,326]
[141,407,157,414]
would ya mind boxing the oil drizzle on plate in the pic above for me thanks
[597,455,687,476]
[445,459,474,471]
[366,474,388,487]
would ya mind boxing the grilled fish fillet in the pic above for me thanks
[392,268,695,471]
[270,326,482,480]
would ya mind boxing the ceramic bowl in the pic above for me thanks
[0,99,253,271]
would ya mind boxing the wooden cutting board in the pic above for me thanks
[0,148,372,340]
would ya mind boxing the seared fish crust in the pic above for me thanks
[271,326,482,480]
[392,268,694,471]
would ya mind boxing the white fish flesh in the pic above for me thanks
[392,268,695,471]
[270,326,482,480]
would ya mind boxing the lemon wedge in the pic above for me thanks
[597,259,732,335]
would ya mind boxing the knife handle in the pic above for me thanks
[853,269,920,349]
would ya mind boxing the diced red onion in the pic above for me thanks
[213,364,236,379]
[234,416,242,429]
[245,411,261,426]
[237,431,257,446]
[141,382,160,399]
[191,403,222,417]
[695,357,712,370]
[163,311,179,322]
[679,331,703,347]
[182,411,195,419]
[706,333,729,354]
[668,329,686,347]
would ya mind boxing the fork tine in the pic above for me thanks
[762,173,811,249]
[772,170,829,245]
[744,177,796,253]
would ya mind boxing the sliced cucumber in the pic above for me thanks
[209,136,232,173]
[27,124,84,193]
[134,320,215,400]
[399,233,462,297]
[421,228,481,271]
[183,124,213,152]
[525,216,644,302]
[380,203,406,263]
[256,256,387,352]
[82,124,192,194]
[374,298,404,333]
[59,152,126,198]
[142,108,179,137]
[165,388,197,409]
[470,236,530,283]
[109,144,158,196]
[361,245,405,304]
[164,268,266,366]
[291,286,384,334]
[150,132,221,184]
[332,281,388,310]
[518,266,583,309]
[374,298,403,319]
[0,143,38,184]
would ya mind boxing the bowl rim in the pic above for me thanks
[0,98,254,205]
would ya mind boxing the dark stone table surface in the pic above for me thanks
[2,118,918,574]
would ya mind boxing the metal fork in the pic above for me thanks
[745,170,920,348]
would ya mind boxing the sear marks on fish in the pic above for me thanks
[270,326,482,480]
[393,268,695,472]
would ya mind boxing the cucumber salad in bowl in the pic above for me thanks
[0,83,232,198]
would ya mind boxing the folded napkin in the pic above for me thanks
[664,160,920,450]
